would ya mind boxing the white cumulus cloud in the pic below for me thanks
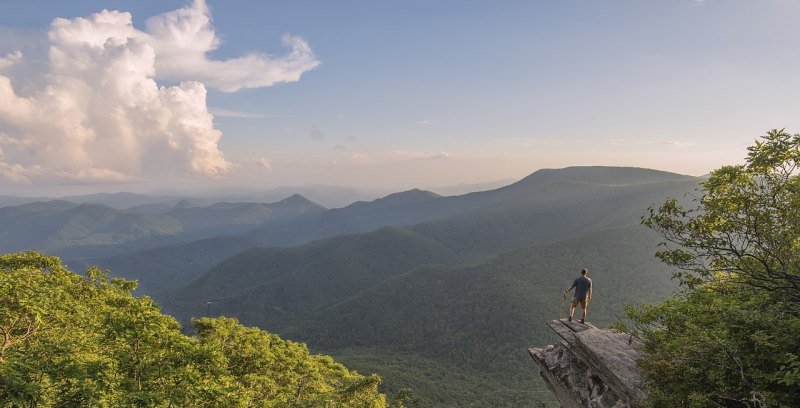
[145,0,319,92]
[0,0,318,185]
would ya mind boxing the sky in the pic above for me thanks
[0,0,799,196]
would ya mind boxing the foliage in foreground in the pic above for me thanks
[619,129,800,407]
[0,251,392,407]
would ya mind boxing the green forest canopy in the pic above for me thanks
[0,251,402,407]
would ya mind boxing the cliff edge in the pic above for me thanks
[528,319,647,408]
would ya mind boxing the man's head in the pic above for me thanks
[581,268,588,276]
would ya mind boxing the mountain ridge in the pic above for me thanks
[155,166,697,406]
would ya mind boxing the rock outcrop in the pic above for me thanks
[528,319,647,407]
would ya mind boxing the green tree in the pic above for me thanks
[0,251,392,407]
[194,316,387,407]
[622,129,800,407]
[644,129,800,301]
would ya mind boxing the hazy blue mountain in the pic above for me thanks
[125,203,175,214]
[245,188,448,245]
[169,226,458,320]
[0,194,326,265]
[505,166,696,191]
[300,167,696,246]
[414,178,697,259]
[164,171,696,329]
[0,201,183,254]
[0,200,79,251]
[0,187,354,212]
[228,185,385,209]
[91,167,695,299]
[257,194,327,219]
[162,195,326,235]
[173,199,201,209]
[63,192,177,209]
[158,166,699,406]
[0,194,50,208]
[167,202,271,233]
[427,178,516,196]
[0,192,178,210]
[91,188,465,292]
[84,234,259,294]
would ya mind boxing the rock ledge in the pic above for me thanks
[528,319,647,408]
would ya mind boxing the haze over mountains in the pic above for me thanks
[0,195,326,261]
[160,166,698,406]
[0,166,701,406]
[0,182,484,211]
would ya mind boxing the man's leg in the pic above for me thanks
[569,298,577,321]
[580,298,588,321]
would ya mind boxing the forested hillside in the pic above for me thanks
[160,167,699,407]
[93,167,695,295]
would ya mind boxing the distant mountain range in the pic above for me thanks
[0,194,326,261]
[158,166,697,406]
[0,185,390,210]
[0,166,700,406]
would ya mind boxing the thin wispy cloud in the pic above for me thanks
[209,107,268,119]
[597,138,629,145]
[653,140,696,147]
[509,137,575,147]
[415,119,434,126]
[350,152,369,163]
[0,0,317,184]
[596,138,695,147]
[372,150,454,161]
[257,157,272,171]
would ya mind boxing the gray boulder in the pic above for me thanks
[528,319,647,407]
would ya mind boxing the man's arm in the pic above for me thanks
[587,282,592,301]
[563,281,576,297]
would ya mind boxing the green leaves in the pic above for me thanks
[0,252,391,407]
[643,129,800,302]
[191,316,388,407]
[777,354,800,387]
[629,129,800,406]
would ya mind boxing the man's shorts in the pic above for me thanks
[571,297,588,309]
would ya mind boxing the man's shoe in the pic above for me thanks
[578,319,585,324]
[567,317,572,322]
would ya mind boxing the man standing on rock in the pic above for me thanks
[563,268,592,324]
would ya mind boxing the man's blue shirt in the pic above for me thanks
[572,276,592,300]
